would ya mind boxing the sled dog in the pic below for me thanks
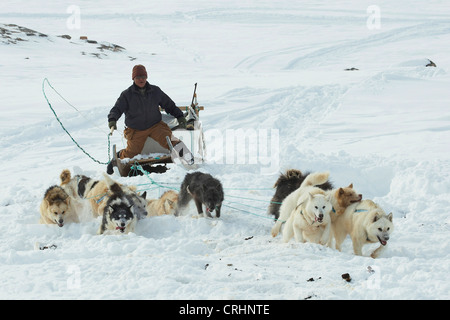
[271,171,362,238]
[39,185,79,227]
[282,192,332,245]
[328,183,362,217]
[271,171,331,237]
[333,199,394,258]
[146,190,179,216]
[268,169,333,220]
[176,172,224,218]
[60,169,147,219]
[97,174,137,235]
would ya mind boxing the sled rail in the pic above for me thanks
[113,145,172,176]
[160,105,204,117]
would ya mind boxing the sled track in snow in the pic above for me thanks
[210,83,348,150]
[235,21,450,70]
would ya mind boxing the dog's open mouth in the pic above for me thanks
[116,226,126,233]
[377,236,388,246]
[315,216,323,223]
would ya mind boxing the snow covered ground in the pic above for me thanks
[0,0,449,300]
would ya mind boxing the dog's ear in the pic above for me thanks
[347,183,353,189]
[141,191,147,200]
[62,193,70,204]
[373,214,379,222]
[387,212,393,222]
[339,188,344,195]
[166,199,174,206]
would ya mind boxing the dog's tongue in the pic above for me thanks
[116,226,125,232]
[378,236,387,246]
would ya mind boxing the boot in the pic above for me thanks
[106,160,115,175]
[106,151,121,175]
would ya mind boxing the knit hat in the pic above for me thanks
[132,64,148,79]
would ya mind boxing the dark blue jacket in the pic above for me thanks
[108,82,183,130]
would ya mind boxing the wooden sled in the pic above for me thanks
[112,105,205,177]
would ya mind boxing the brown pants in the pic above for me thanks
[119,121,179,159]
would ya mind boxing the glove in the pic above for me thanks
[108,120,117,131]
[177,116,186,129]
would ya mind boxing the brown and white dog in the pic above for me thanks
[328,183,362,217]
[146,190,179,216]
[59,169,147,220]
[39,185,79,227]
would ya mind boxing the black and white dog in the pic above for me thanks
[98,174,137,234]
[176,172,224,218]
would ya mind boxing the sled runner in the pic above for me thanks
[165,136,199,171]
[111,101,205,177]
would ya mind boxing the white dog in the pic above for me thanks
[271,171,330,237]
[282,192,332,245]
[333,199,394,258]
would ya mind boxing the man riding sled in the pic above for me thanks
[107,64,194,174]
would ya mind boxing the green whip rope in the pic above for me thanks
[42,78,111,165]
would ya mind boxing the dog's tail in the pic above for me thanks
[102,173,125,196]
[60,169,71,185]
[300,171,330,189]
[273,169,303,188]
